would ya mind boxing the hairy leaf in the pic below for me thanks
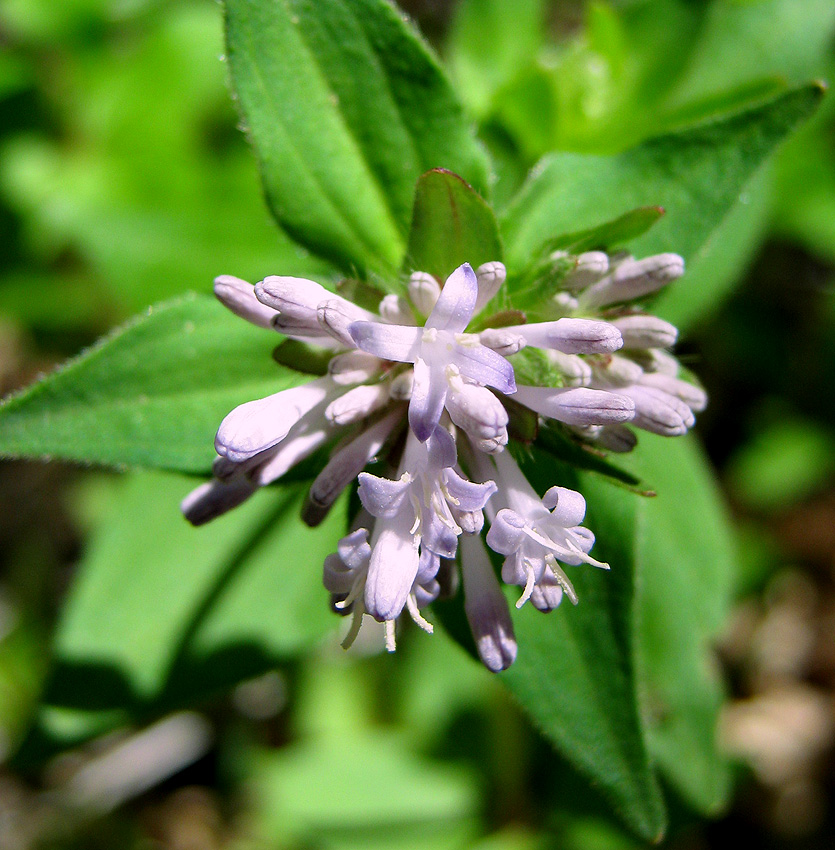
[225,0,489,277]
[501,454,666,842]
[502,85,823,285]
[0,295,297,473]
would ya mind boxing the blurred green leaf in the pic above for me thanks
[0,294,301,473]
[0,615,48,759]
[652,167,772,333]
[501,455,667,843]
[727,415,835,512]
[447,0,544,118]
[665,0,835,112]
[502,84,823,280]
[406,169,502,281]
[0,3,334,317]
[546,206,665,256]
[225,0,489,278]
[241,650,479,850]
[245,734,477,849]
[627,434,735,814]
[772,67,835,262]
[22,471,345,757]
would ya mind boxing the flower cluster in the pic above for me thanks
[182,252,704,671]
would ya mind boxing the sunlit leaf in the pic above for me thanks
[501,86,824,303]
[501,454,667,843]
[406,169,502,280]
[225,0,489,277]
[0,295,299,473]
[626,435,735,814]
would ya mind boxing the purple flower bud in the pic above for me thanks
[514,385,635,427]
[460,534,517,672]
[408,271,441,316]
[612,315,678,349]
[214,276,276,329]
[474,261,506,313]
[580,253,684,308]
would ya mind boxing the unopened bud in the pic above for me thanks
[479,328,527,357]
[612,315,678,349]
[474,261,506,312]
[328,350,383,385]
[514,385,635,427]
[325,383,390,426]
[460,534,517,672]
[580,253,684,308]
[563,251,609,291]
[408,272,441,316]
[318,299,370,347]
[214,276,276,329]
[378,294,414,324]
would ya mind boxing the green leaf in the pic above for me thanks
[546,206,665,256]
[501,84,824,280]
[0,4,335,319]
[447,0,544,118]
[0,294,300,474]
[665,0,835,112]
[627,435,735,814]
[20,471,346,759]
[535,425,642,490]
[225,0,489,278]
[651,167,772,333]
[501,453,666,842]
[406,169,503,280]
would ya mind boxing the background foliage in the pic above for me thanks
[0,0,834,847]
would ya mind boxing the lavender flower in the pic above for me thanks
[183,250,704,670]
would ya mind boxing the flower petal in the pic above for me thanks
[426,263,478,333]
[364,510,420,622]
[485,508,527,555]
[357,471,412,518]
[443,469,497,512]
[409,357,448,442]
[453,341,517,394]
[349,321,422,362]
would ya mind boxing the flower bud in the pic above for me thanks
[408,272,441,316]
[378,294,414,325]
[580,253,684,308]
[474,261,506,312]
[514,385,635,426]
[214,276,276,329]
[460,534,517,672]
[612,314,678,349]
[563,251,609,291]
[325,383,390,426]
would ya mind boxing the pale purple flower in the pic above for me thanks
[349,263,516,441]
[484,450,607,608]
[184,245,705,669]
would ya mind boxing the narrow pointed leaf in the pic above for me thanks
[502,84,824,274]
[406,169,503,279]
[225,0,489,277]
[0,295,302,474]
[628,434,735,814]
[500,452,667,842]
